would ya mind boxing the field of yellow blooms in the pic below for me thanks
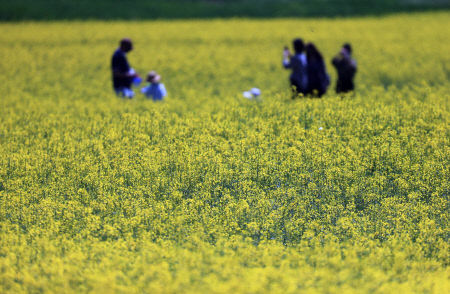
[0,12,449,293]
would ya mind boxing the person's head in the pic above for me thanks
[306,42,323,61]
[341,43,352,56]
[146,71,161,84]
[293,38,305,54]
[120,38,133,53]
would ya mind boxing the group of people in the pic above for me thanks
[283,38,357,98]
[111,37,357,100]
[111,38,166,100]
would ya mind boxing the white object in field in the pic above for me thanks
[251,88,261,96]
[123,88,134,98]
[243,88,261,99]
[319,127,323,131]
[243,91,253,99]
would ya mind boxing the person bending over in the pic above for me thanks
[111,38,139,98]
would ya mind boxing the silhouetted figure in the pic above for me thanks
[332,43,357,94]
[306,43,329,97]
[111,38,138,98]
[283,38,308,98]
[141,71,167,101]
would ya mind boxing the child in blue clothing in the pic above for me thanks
[141,71,167,101]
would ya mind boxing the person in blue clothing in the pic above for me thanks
[111,38,139,98]
[141,71,167,101]
[283,38,308,98]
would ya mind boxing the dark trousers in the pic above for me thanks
[290,77,307,98]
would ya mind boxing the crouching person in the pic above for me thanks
[141,71,167,101]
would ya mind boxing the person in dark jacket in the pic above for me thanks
[111,38,138,98]
[283,38,308,98]
[306,43,329,98]
[332,43,357,94]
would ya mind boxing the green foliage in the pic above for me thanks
[0,0,449,20]
[0,12,449,293]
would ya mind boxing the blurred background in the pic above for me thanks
[1,0,449,20]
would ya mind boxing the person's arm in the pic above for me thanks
[283,58,292,69]
[140,85,149,95]
[283,47,292,68]
[113,69,132,78]
[160,84,167,97]
[112,54,135,78]
[332,56,340,67]
[351,59,357,73]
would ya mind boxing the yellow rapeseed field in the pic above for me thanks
[0,12,449,293]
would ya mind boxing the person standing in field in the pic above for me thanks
[283,38,308,98]
[111,38,139,98]
[305,43,330,98]
[332,43,357,94]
